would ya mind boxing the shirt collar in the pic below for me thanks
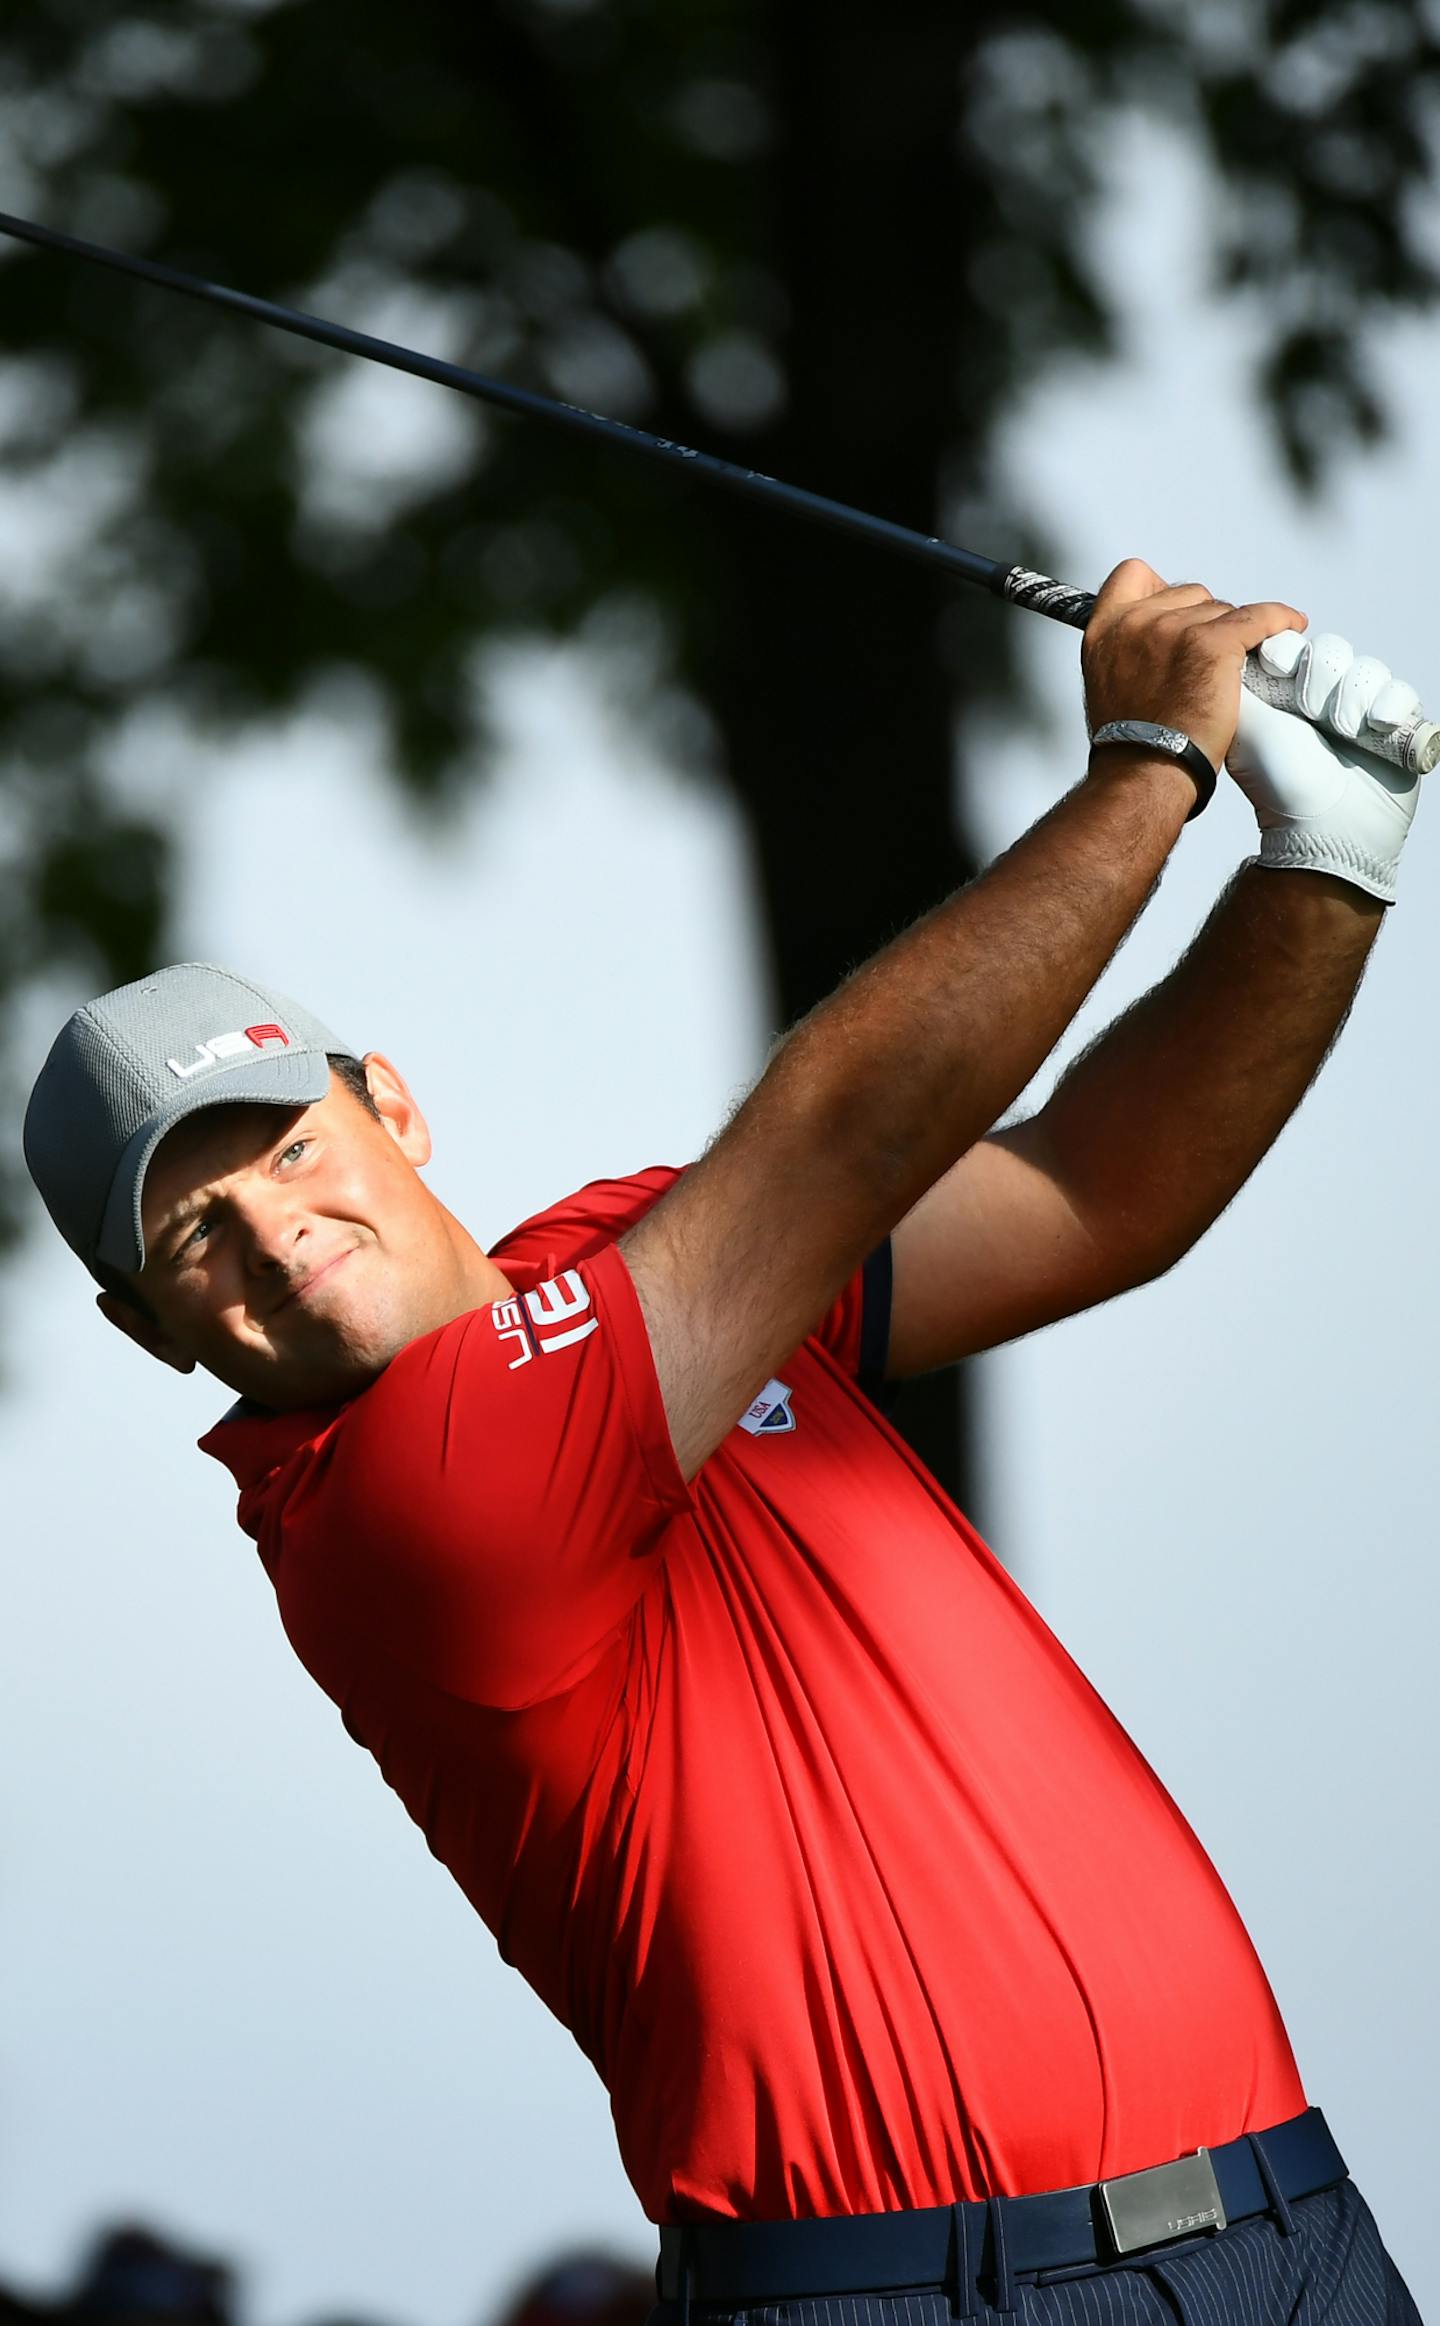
[199,1395,347,1550]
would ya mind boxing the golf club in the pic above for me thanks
[1,206,1434,775]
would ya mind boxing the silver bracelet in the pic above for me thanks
[1089,720,1217,820]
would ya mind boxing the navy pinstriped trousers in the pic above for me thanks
[654,2179,1424,2326]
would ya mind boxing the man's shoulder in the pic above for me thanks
[491,1164,680,1272]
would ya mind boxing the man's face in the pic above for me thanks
[103,1056,495,1410]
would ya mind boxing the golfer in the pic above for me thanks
[25,564,1427,2324]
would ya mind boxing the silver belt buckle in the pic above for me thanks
[1098,2148,1228,2257]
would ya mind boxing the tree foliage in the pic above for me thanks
[2,0,1437,1488]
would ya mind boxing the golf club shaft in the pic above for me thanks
[0,208,1008,593]
[1,208,1435,774]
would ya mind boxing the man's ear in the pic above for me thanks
[96,1291,197,1376]
[361,1051,433,1167]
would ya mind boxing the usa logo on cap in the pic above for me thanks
[167,1024,292,1080]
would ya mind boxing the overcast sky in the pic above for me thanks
[3,117,1436,2326]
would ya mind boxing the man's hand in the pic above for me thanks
[1082,560,1307,773]
[1227,633,1424,903]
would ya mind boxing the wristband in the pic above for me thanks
[1089,720,1217,821]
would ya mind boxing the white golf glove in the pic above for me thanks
[1226,631,1423,904]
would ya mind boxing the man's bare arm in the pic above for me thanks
[620,563,1304,1479]
[621,753,1194,1476]
[886,863,1382,1376]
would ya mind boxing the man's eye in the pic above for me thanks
[279,1139,310,1165]
[177,1218,212,1259]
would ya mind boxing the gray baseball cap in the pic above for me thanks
[24,962,354,1281]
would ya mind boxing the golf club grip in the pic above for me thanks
[1001,568,1440,777]
[1239,660,1440,774]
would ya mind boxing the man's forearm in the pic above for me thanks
[712,751,1196,1269]
[1032,863,1384,1278]
[624,753,1195,1478]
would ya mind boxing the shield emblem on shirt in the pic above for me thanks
[738,1379,796,1436]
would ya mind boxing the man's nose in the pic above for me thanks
[233,1187,308,1269]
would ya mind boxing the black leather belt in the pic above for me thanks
[657,2108,1346,2305]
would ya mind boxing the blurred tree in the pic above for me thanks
[1,0,1437,1496]
[0,2222,235,2326]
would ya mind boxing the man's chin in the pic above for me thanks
[208,1289,448,1410]
[210,1331,400,1413]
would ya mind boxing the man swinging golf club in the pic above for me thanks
[25,562,1428,2323]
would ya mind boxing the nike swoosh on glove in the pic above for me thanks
[1226,631,1425,904]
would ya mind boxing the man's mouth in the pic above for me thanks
[276,1247,357,1311]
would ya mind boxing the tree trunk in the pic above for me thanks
[691,4,985,1512]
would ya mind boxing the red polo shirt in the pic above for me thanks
[201,1166,1305,2222]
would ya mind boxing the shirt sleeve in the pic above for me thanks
[809,1240,893,1399]
[279,1242,692,1712]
